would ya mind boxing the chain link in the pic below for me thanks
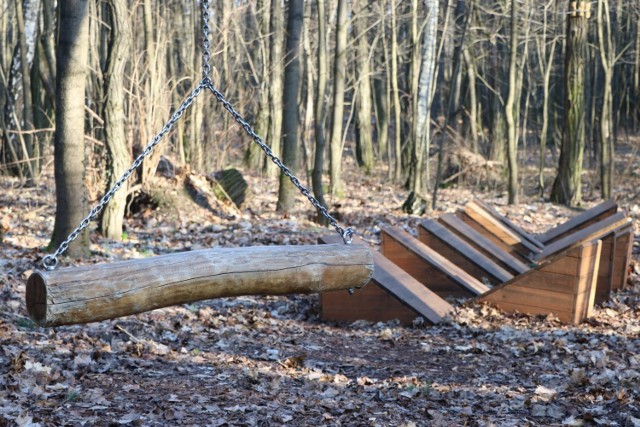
[204,80,353,244]
[43,82,206,270]
[201,0,211,79]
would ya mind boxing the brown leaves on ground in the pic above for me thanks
[1,165,639,426]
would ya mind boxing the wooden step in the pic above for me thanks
[464,201,543,258]
[380,226,490,298]
[537,199,618,244]
[439,213,530,275]
[418,219,514,285]
[318,235,453,325]
[473,198,544,249]
[480,240,602,325]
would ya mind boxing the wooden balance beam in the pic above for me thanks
[27,244,374,327]
[380,226,490,298]
[318,235,452,325]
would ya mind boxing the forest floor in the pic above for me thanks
[1,148,640,426]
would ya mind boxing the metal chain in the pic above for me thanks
[43,1,354,270]
[42,82,206,270]
[205,81,353,245]
[201,0,211,79]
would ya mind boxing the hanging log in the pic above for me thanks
[27,244,374,327]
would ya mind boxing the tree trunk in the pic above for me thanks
[505,0,519,204]
[312,0,329,222]
[50,0,91,258]
[597,0,614,199]
[246,0,271,170]
[276,0,304,213]
[403,0,438,214]
[353,0,374,174]
[389,1,402,182]
[266,0,284,178]
[329,0,348,195]
[551,2,590,206]
[100,0,130,240]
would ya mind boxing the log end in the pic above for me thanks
[26,271,48,327]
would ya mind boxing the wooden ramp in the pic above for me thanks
[380,226,490,298]
[536,199,618,244]
[318,235,453,325]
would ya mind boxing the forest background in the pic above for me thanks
[2,0,639,258]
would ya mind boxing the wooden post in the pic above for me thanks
[27,244,374,327]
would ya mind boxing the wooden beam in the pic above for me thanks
[536,199,617,244]
[464,201,542,257]
[439,213,530,275]
[473,198,544,249]
[534,212,631,261]
[418,219,514,284]
[27,244,374,327]
[380,226,490,297]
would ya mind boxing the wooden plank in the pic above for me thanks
[381,226,490,296]
[484,284,577,313]
[464,201,542,257]
[439,213,530,274]
[473,198,545,249]
[612,229,634,291]
[418,220,514,284]
[27,244,374,327]
[318,235,453,324]
[381,235,475,298]
[580,240,601,320]
[537,199,617,244]
[481,300,574,323]
[321,285,421,325]
[594,234,615,304]
[534,213,631,261]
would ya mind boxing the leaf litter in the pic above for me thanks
[0,162,639,426]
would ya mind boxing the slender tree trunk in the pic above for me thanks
[597,0,614,199]
[266,0,284,177]
[551,1,590,206]
[403,0,438,214]
[353,0,374,174]
[100,0,130,240]
[246,0,271,170]
[329,0,348,195]
[389,0,402,182]
[312,0,329,221]
[505,0,519,204]
[276,0,304,212]
[50,0,91,257]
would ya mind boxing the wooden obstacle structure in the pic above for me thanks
[320,199,634,325]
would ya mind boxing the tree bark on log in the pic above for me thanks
[27,244,374,327]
